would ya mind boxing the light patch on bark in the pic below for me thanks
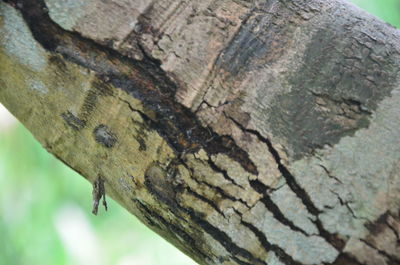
[319,203,367,237]
[270,185,319,235]
[243,201,339,264]
[45,0,89,30]
[45,0,150,47]
[290,83,400,255]
[29,80,49,94]
[148,1,249,108]
[265,252,285,265]
[0,3,47,71]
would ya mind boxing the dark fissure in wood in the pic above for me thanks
[228,115,347,250]
[183,206,268,265]
[240,221,303,265]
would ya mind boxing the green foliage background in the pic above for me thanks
[0,1,399,265]
[351,0,400,27]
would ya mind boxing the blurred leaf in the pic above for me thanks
[351,0,400,28]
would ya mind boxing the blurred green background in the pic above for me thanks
[0,1,399,265]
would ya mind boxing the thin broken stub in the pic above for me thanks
[92,175,108,215]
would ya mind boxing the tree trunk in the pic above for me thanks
[1,0,399,264]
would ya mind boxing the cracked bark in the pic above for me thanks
[1,0,400,264]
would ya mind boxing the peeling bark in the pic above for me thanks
[1,0,399,264]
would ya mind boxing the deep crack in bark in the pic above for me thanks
[241,221,304,265]
[360,239,400,264]
[184,207,268,265]
[226,114,346,250]
[249,180,310,236]
[206,158,246,189]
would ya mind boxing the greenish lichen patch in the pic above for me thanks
[0,2,48,71]
[267,88,372,160]
[267,13,400,160]
[290,83,400,237]
[243,201,339,264]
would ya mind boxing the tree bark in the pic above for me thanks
[1,0,400,264]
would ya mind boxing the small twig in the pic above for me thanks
[92,175,108,215]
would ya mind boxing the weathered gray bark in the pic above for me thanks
[1,0,399,264]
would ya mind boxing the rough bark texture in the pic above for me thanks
[1,0,400,264]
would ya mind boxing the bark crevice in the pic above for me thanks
[226,114,347,250]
